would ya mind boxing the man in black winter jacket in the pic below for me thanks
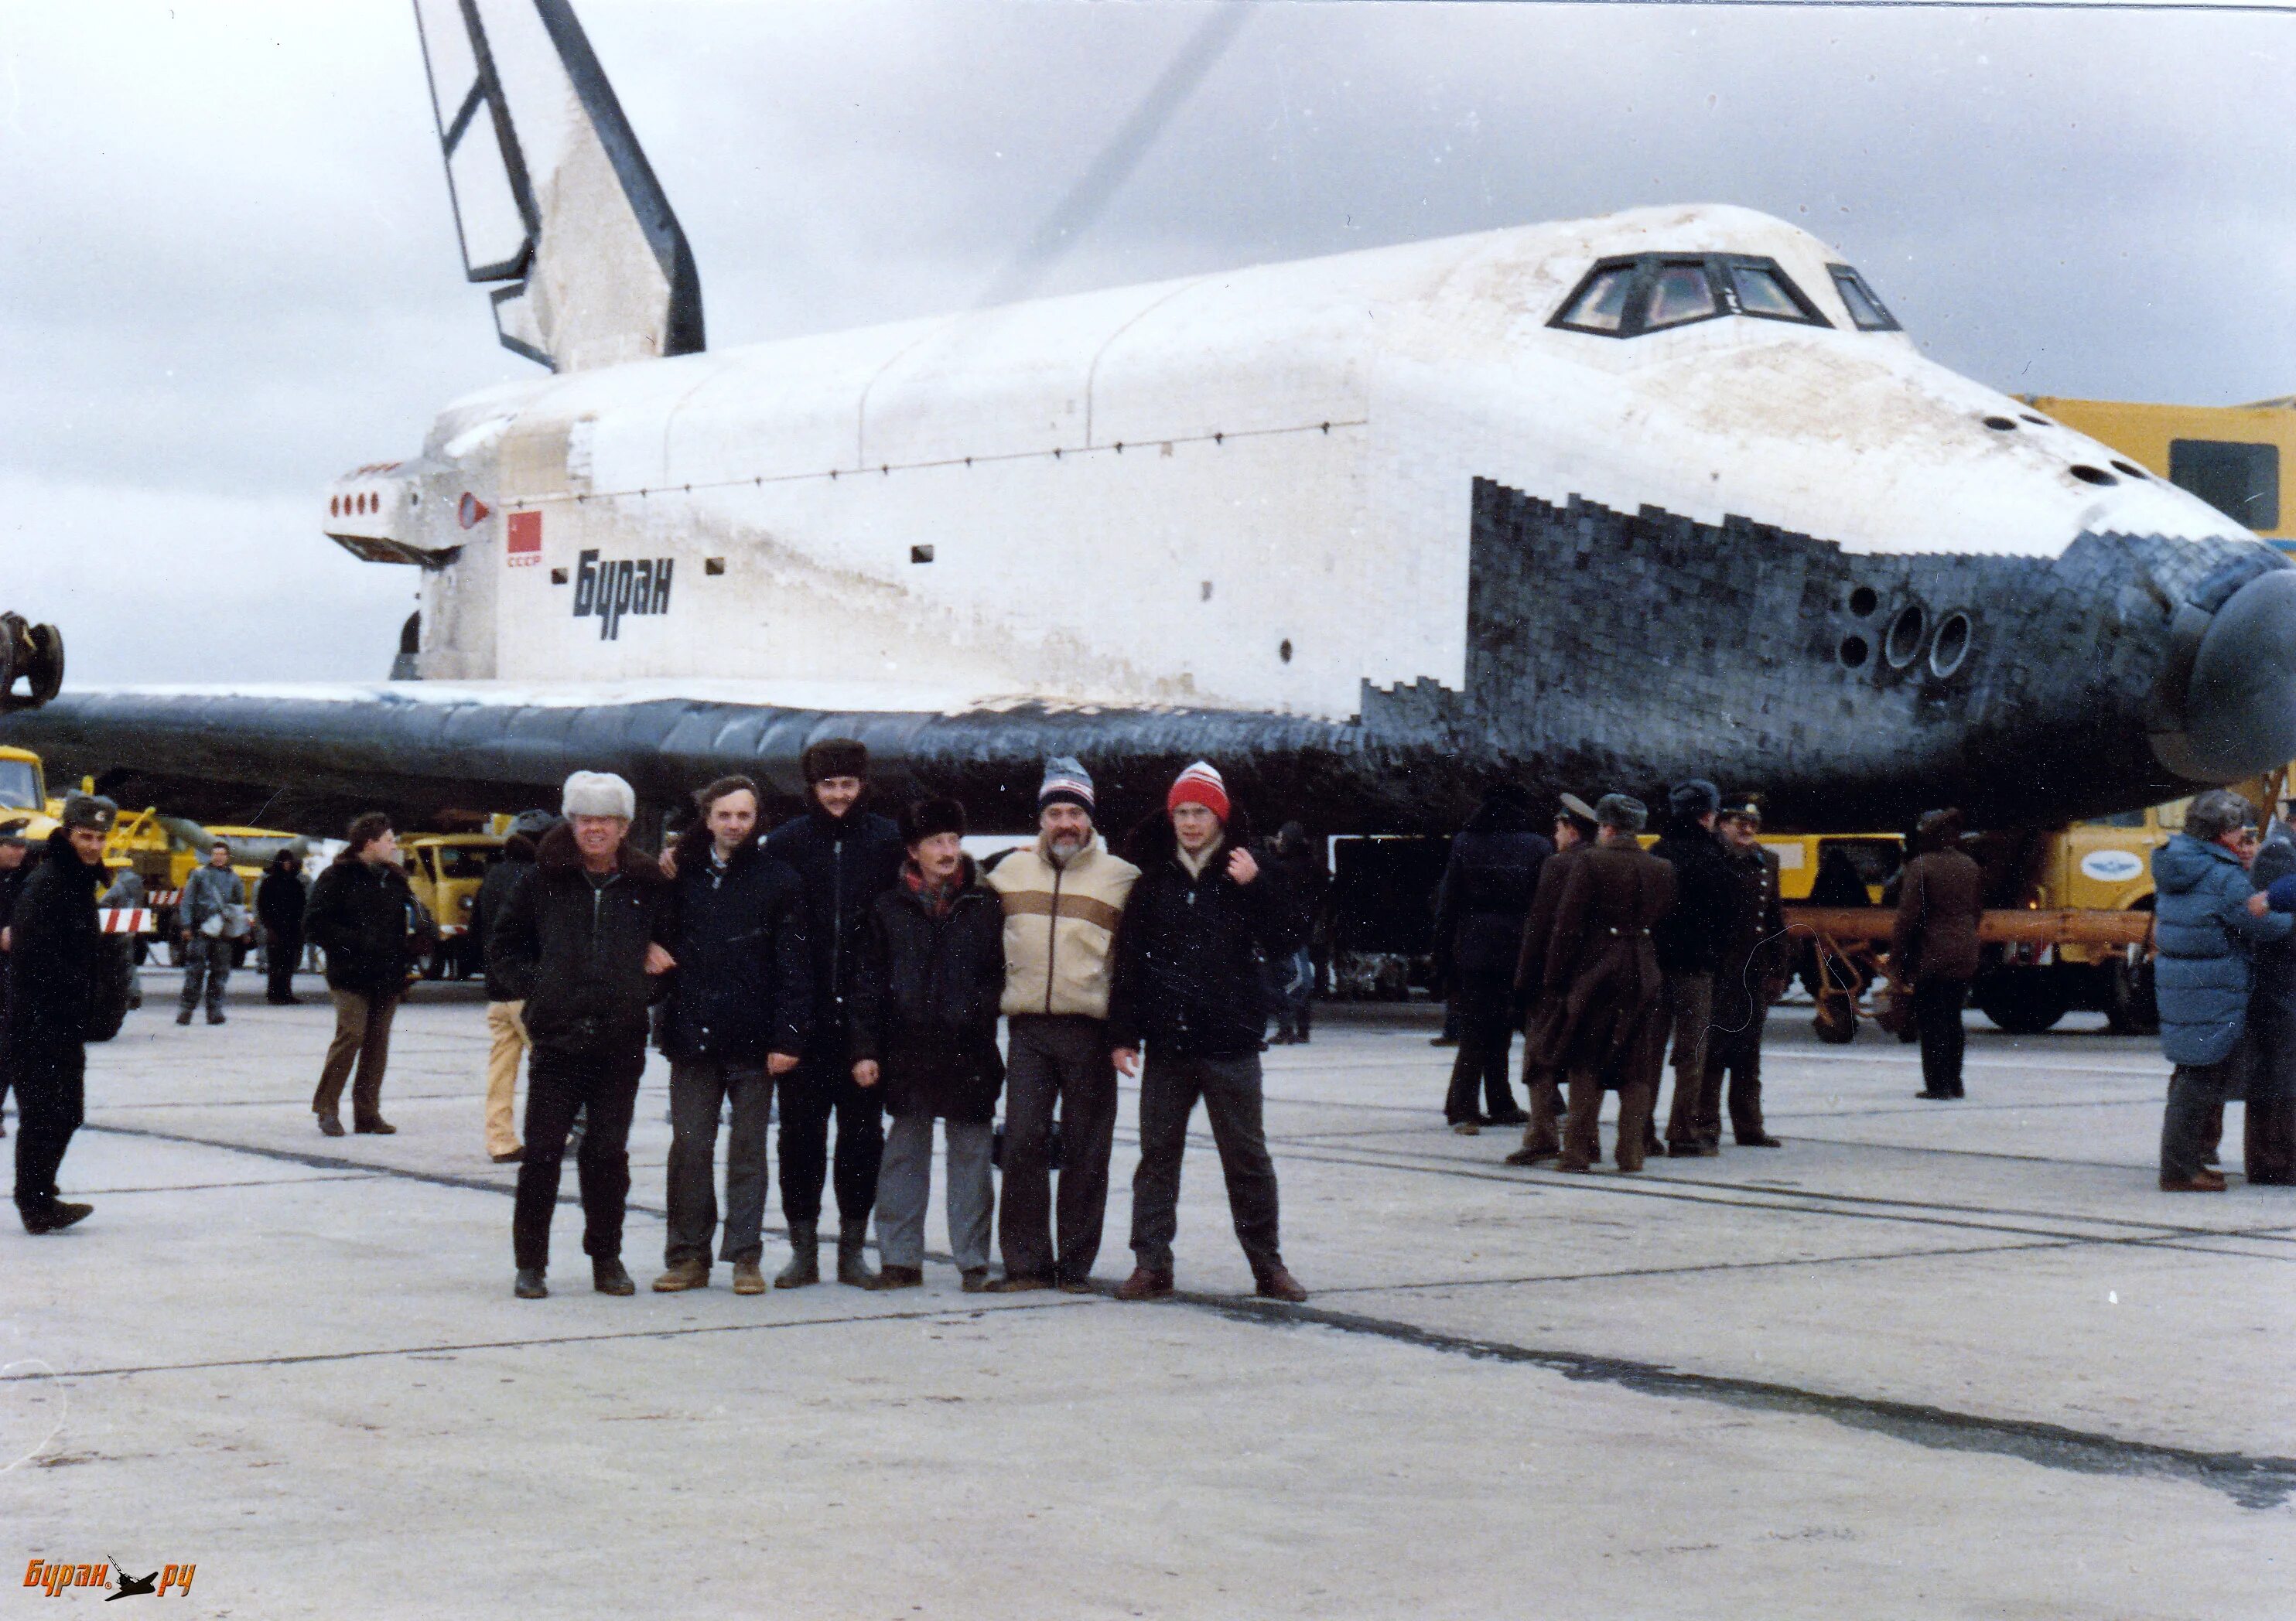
[256,848,308,1005]
[848,797,1005,1292]
[761,738,905,1287]
[1433,784,1552,1131]
[12,797,115,1234]
[653,777,811,1295]
[490,772,676,1299]
[1651,780,1741,1158]
[304,815,434,1137]
[1108,762,1308,1304]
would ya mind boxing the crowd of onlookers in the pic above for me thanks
[1428,783,1988,1172]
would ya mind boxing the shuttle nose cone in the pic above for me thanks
[2171,569,2296,781]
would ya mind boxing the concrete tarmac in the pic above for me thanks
[5,970,2291,1617]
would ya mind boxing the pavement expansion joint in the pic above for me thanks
[1174,1293,2296,1512]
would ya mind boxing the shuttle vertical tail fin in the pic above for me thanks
[412,0,702,371]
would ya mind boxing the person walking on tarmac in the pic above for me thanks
[1529,793,1676,1175]
[1699,794,1788,1150]
[1653,781,1737,1157]
[653,776,811,1295]
[849,797,1006,1293]
[176,840,248,1026]
[12,795,116,1234]
[1508,792,1601,1164]
[256,848,308,1006]
[763,739,905,1288]
[473,812,552,1165]
[1892,808,1986,1101]
[492,773,677,1299]
[1108,762,1310,1303]
[1434,783,1551,1134]
[305,815,434,1137]
[983,758,1139,1293]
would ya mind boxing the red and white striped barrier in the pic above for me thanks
[99,909,153,936]
[149,889,182,908]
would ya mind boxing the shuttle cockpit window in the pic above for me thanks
[1643,261,1720,329]
[1724,258,1830,326]
[1553,264,1635,333]
[1550,254,1833,338]
[1826,264,1901,332]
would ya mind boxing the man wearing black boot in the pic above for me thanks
[12,795,115,1235]
[1109,762,1309,1305]
[491,772,676,1299]
[1703,794,1789,1149]
[764,739,904,1288]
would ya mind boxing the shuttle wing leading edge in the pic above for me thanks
[0,684,1414,835]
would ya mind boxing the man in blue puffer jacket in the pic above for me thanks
[2154,790,2288,1191]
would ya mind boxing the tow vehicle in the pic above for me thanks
[401,831,506,979]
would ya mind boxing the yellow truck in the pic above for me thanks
[1962,803,2179,1036]
[401,831,505,979]
[0,744,48,826]
[2023,394,2294,547]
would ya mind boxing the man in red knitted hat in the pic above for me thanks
[1107,761,1309,1302]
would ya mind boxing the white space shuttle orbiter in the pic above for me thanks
[10,0,2296,835]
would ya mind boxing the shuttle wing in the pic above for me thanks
[0,681,1432,834]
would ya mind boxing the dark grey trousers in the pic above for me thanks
[999,1015,1119,1284]
[665,1057,772,1266]
[1130,1050,1282,1278]
[2163,1033,2255,1182]
[1660,970,1716,1146]
[178,937,234,1015]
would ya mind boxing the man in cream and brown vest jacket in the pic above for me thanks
[984,758,1139,1292]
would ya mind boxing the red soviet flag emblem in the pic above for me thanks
[506,510,542,567]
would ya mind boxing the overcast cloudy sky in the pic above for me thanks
[3,0,2291,682]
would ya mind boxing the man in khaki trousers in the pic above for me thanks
[474,814,551,1163]
[304,814,432,1137]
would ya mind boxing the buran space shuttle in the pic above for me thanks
[10,0,2296,834]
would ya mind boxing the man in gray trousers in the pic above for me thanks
[176,840,248,1027]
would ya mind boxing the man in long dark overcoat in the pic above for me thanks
[1528,793,1676,1173]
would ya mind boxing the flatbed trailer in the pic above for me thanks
[1785,905,2155,1043]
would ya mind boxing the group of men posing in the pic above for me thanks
[467,743,1310,1305]
[1433,782,1986,1172]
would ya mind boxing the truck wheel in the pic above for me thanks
[1974,971,2069,1035]
[1813,998,1858,1044]
[25,623,63,705]
[2103,957,2159,1036]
